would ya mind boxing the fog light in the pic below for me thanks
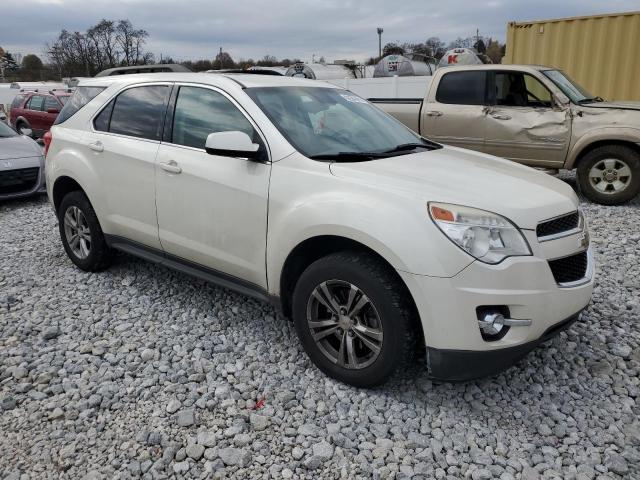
[479,312,506,336]
[477,309,532,341]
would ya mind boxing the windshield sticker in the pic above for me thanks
[340,94,367,104]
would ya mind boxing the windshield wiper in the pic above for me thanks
[578,96,604,104]
[309,151,387,162]
[381,141,437,154]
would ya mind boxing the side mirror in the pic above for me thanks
[47,108,60,114]
[205,131,261,160]
[21,128,33,137]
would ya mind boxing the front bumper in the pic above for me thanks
[426,311,582,381]
[399,241,594,380]
[0,156,46,201]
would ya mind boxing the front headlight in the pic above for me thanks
[428,202,531,264]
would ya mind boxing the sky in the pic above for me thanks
[1,0,638,63]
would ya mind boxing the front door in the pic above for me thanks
[483,71,571,167]
[421,70,488,152]
[155,85,271,288]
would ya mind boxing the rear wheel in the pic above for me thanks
[58,191,112,271]
[577,145,640,205]
[292,251,418,387]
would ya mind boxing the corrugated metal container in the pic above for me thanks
[505,11,640,101]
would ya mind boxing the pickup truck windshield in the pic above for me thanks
[246,86,439,160]
[542,70,597,104]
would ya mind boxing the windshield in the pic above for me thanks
[59,96,69,105]
[245,86,439,159]
[542,69,596,103]
[0,122,17,138]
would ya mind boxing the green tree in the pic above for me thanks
[382,43,404,56]
[18,54,44,81]
[486,39,504,64]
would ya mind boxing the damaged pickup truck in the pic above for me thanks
[371,65,640,205]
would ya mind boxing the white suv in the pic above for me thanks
[45,73,594,387]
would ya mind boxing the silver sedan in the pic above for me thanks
[0,122,45,201]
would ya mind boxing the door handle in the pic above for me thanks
[88,141,103,152]
[159,160,182,174]
[425,110,443,117]
[490,113,512,121]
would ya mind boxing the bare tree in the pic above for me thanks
[47,19,151,76]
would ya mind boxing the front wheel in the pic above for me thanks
[16,120,32,137]
[577,145,640,205]
[58,191,112,271]
[292,251,418,387]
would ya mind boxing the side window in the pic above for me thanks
[171,86,256,149]
[436,71,487,105]
[109,86,169,140]
[44,96,61,111]
[27,96,45,111]
[11,95,25,109]
[93,99,114,132]
[495,72,553,108]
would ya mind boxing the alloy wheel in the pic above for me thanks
[588,158,632,194]
[306,280,383,370]
[63,206,91,259]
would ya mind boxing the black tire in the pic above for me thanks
[577,145,640,205]
[292,251,418,387]
[16,120,32,138]
[58,191,112,271]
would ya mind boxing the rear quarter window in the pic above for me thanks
[54,86,106,125]
[436,71,487,105]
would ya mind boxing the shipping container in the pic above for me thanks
[505,11,640,101]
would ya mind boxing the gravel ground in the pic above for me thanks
[1,176,639,480]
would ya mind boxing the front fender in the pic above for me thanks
[266,155,474,296]
[567,126,640,169]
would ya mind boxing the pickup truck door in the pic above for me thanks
[155,85,270,289]
[483,71,571,167]
[420,70,488,151]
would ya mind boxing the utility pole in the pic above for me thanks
[377,28,384,59]
[219,47,223,69]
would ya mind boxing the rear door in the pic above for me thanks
[25,95,46,134]
[43,96,62,132]
[420,70,488,151]
[84,83,172,249]
[483,71,571,167]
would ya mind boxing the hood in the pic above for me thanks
[0,135,43,161]
[584,100,640,111]
[329,146,578,230]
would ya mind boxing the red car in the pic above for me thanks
[10,90,72,138]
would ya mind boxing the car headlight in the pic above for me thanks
[428,202,531,264]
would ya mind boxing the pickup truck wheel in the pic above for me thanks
[577,145,640,205]
[58,191,112,271]
[292,251,417,387]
